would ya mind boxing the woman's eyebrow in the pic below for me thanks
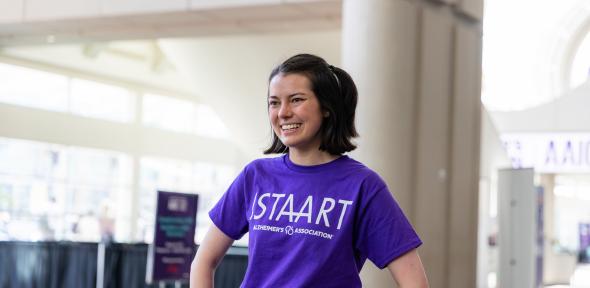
[268,92,306,99]
[288,92,306,98]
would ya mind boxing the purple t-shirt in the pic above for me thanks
[209,154,422,287]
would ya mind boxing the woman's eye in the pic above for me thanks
[268,101,279,107]
[292,98,304,103]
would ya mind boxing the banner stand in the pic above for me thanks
[146,190,199,286]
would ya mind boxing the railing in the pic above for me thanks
[0,241,247,288]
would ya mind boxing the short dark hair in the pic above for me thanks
[263,54,359,155]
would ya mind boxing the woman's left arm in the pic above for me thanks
[387,248,429,288]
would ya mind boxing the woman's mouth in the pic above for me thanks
[281,123,302,131]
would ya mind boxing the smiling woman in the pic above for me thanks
[264,54,359,161]
[191,54,429,288]
[267,73,325,160]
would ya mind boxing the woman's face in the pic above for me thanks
[268,73,325,153]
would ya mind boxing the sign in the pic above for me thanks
[146,191,199,283]
[580,223,590,263]
[501,133,590,173]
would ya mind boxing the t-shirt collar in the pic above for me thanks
[282,153,347,173]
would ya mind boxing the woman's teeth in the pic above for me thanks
[281,124,301,130]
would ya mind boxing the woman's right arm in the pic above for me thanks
[190,224,235,288]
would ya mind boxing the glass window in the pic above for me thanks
[70,78,136,123]
[0,138,133,242]
[0,62,237,244]
[138,156,194,243]
[66,147,132,242]
[553,175,590,253]
[0,138,66,241]
[0,138,65,180]
[0,63,68,112]
[142,93,195,134]
[570,31,590,89]
[68,146,131,188]
[192,161,238,245]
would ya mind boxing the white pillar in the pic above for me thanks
[342,0,419,286]
[342,0,483,287]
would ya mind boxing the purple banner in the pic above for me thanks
[580,223,590,263]
[581,223,590,250]
[146,191,199,283]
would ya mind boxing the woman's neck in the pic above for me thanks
[288,149,339,166]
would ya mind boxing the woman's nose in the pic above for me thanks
[278,103,292,118]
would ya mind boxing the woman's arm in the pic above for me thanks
[190,224,234,288]
[386,248,429,288]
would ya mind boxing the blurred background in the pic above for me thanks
[0,0,589,287]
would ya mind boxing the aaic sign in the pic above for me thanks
[501,133,590,173]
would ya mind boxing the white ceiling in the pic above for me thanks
[0,1,341,46]
[0,40,193,97]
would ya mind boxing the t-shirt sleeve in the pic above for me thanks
[355,175,422,269]
[208,167,250,240]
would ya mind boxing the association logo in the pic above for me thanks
[285,226,294,235]
[253,224,333,240]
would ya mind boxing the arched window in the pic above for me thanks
[569,30,590,89]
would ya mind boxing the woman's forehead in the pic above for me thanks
[271,73,311,85]
[269,73,312,92]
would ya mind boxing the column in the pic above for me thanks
[343,0,418,284]
[342,0,483,287]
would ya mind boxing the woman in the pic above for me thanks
[191,54,429,287]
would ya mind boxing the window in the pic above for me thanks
[570,31,590,89]
[0,63,68,112]
[192,162,237,244]
[66,147,133,242]
[0,61,237,244]
[0,62,136,123]
[0,62,230,139]
[70,78,136,123]
[553,176,590,252]
[0,138,132,242]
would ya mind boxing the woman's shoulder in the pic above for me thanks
[242,155,285,172]
[342,156,388,189]
[252,154,284,165]
[341,156,379,175]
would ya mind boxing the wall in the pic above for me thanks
[159,30,342,164]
